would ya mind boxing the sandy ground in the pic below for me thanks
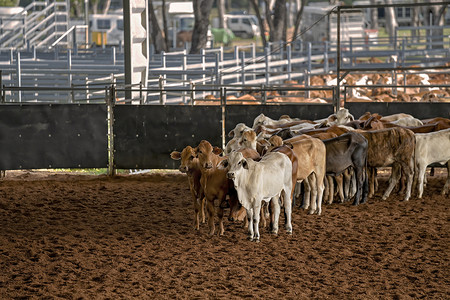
[0,169,448,299]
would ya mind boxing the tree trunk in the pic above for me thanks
[190,0,214,54]
[292,0,306,42]
[162,0,170,51]
[425,3,446,49]
[249,0,267,47]
[149,0,167,53]
[217,0,226,29]
[369,0,378,30]
[412,0,420,42]
[384,0,398,44]
[270,0,286,42]
[102,0,111,14]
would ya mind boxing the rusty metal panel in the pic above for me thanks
[0,104,108,170]
[346,102,450,119]
[114,105,222,169]
[225,104,335,134]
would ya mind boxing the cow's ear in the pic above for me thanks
[170,151,181,160]
[242,160,249,170]
[349,114,355,121]
[228,130,235,138]
[218,159,228,169]
[213,146,223,155]
[328,114,337,122]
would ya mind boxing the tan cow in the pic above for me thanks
[170,146,204,230]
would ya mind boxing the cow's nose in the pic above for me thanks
[227,172,234,179]
[205,162,212,169]
[179,166,187,173]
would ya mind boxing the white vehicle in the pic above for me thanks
[168,14,213,48]
[89,13,123,46]
[225,14,260,39]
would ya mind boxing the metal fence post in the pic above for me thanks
[16,51,21,102]
[182,49,187,104]
[67,49,72,102]
[265,46,270,86]
[262,84,267,104]
[190,80,195,105]
[73,28,78,56]
[215,53,220,88]
[220,87,226,150]
[287,44,292,81]
[252,43,256,81]
[0,70,2,103]
[307,42,312,73]
[201,48,206,98]
[159,75,166,105]
[305,70,310,99]
[139,81,143,105]
[324,41,329,73]
[241,51,246,85]
[112,46,116,65]
[107,85,116,176]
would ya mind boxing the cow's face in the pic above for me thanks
[252,113,267,129]
[227,152,248,180]
[170,146,197,173]
[266,135,283,152]
[196,140,222,170]
[238,130,257,150]
[229,123,249,139]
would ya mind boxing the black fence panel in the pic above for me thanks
[346,102,450,119]
[114,105,222,169]
[0,104,108,169]
[225,104,335,134]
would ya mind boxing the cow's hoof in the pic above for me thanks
[247,236,254,241]
[270,230,278,235]
[286,230,293,235]
[308,209,315,215]
[255,239,260,243]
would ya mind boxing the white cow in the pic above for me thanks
[226,151,293,242]
[252,113,295,129]
[414,128,450,198]
[315,108,355,127]
[225,123,252,154]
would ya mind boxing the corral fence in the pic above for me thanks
[0,84,449,173]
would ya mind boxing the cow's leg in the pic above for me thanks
[417,162,427,199]
[336,174,345,203]
[343,169,352,200]
[324,175,334,204]
[361,167,369,204]
[293,181,302,207]
[315,173,325,215]
[382,164,401,201]
[206,198,215,236]
[193,196,202,230]
[282,190,293,234]
[270,198,281,235]
[307,174,318,215]
[201,197,206,224]
[253,202,262,242]
[368,167,375,198]
[323,176,330,204]
[442,161,450,195]
[217,205,225,236]
[352,165,364,205]
[246,208,254,241]
[300,180,311,210]
[401,158,415,201]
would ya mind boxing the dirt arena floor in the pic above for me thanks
[0,169,448,299]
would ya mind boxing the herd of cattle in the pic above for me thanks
[171,108,450,242]
[195,70,450,105]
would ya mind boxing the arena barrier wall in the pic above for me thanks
[0,104,108,169]
[113,105,222,169]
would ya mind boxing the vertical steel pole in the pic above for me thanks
[16,52,21,102]
[336,6,341,111]
[107,85,116,176]
[287,44,292,81]
[241,51,245,85]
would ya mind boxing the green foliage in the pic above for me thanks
[0,0,19,6]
